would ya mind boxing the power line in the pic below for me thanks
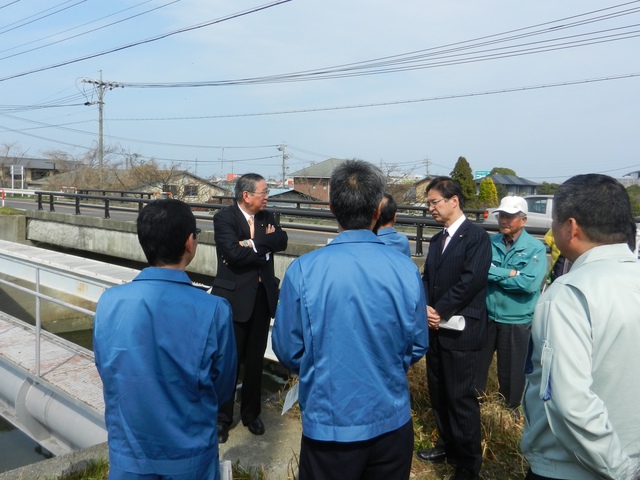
[104,72,640,121]
[0,0,292,83]
[0,1,22,11]
[0,0,87,35]
[0,1,180,62]
[115,2,640,88]
[0,111,280,150]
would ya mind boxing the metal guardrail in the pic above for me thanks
[2,189,552,254]
[30,190,509,256]
[0,251,103,377]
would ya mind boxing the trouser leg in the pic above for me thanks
[240,284,270,425]
[475,318,497,396]
[496,322,531,409]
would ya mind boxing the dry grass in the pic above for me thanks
[408,357,528,480]
[62,356,526,480]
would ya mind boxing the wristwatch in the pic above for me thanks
[242,240,250,247]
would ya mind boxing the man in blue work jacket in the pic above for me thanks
[272,159,428,480]
[94,199,236,480]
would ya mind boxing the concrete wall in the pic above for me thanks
[0,215,26,243]
[0,211,425,279]
[22,210,325,279]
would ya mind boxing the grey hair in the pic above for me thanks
[234,173,265,201]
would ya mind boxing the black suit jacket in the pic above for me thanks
[422,218,491,350]
[211,203,288,322]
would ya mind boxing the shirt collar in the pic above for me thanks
[445,214,466,238]
[237,204,253,222]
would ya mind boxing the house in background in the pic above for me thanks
[31,169,227,202]
[475,174,539,196]
[621,171,640,187]
[412,177,432,203]
[267,189,319,207]
[0,157,62,188]
[289,158,346,202]
[141,171,228,202]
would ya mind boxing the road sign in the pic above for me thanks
[475,170,491,179]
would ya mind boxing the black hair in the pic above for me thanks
[554,174,635,247]
[425,176,465,209]
[330,160,385,230]
[379,193,398,226]
[136,199,196,266]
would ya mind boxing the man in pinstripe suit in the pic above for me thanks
[417,177,492,480]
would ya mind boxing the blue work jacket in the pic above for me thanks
[272,230,428,442]
[94,267,236,477]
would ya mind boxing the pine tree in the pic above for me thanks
[450,156,477,208]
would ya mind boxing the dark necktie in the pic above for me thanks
[440,229,449,253]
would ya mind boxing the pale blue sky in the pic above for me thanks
[1,0,639,183]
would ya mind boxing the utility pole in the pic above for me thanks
[82,72,123,187]
[219,147,225,181]
[277,143,290,188]
[424,156,432,179]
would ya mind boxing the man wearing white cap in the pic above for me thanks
[475,196,546,411]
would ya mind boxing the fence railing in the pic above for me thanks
[33,191,515,255]
[0,251,104,377]
[7,189,558,255]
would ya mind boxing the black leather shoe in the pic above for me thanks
[416,446,446,463]
[453,468,481,480]
[246,417,265,435]
[218,424,229,444]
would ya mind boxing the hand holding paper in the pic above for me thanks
[438,315,466,331]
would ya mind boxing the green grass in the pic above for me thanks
[0,206,25,215]
[56,459,268,480]
[52,459,109,480]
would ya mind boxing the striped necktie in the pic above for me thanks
[440,229,449,253]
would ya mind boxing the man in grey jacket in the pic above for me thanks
[521,174,640,480]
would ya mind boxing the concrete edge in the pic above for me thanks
[0,442,108,480]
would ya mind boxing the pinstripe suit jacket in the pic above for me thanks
[422,218,492,350]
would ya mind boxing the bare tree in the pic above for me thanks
[0,142,26,188]
[379,161,418,204]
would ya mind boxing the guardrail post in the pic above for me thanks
[35,267,41,377]
[415,224,424,256]
[37,192,43,210]
[49,194,55,212]
[75,197,81,215]
[104,198,110,219]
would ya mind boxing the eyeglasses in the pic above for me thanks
[426,197,448,209]
[249,189,270,197]
[193,228,201,239]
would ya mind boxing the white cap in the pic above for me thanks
[495,196,528,215]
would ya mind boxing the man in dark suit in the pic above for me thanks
[417,176,491,480]
[211,173,288,443]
